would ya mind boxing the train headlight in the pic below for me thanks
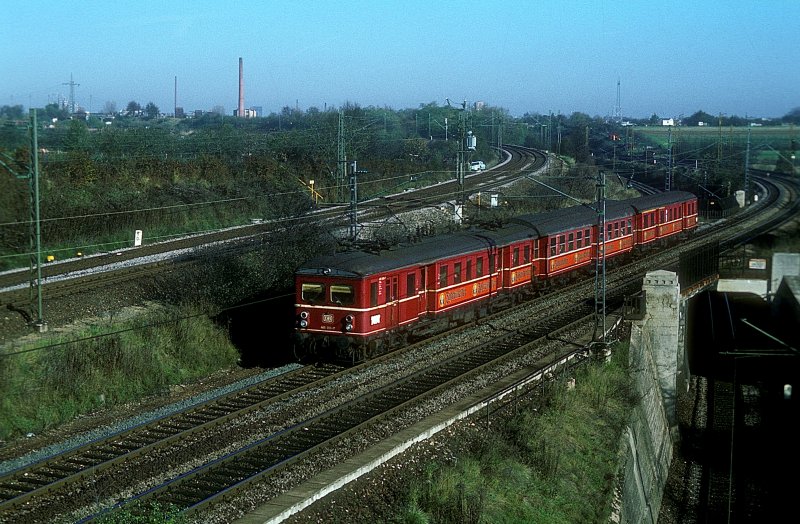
[299,311,309,319]
[344,323,353,332]
[345,315,354,323]
[299,319,308,328]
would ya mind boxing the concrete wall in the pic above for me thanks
[618,270,683,524]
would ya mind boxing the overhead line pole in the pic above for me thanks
[29,109,45,331]
[0,110,47,331]
[525,171,607,345]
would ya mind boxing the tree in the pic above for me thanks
[103,100,117,115]
[40,103,69,121]
[126,101,141,115]
[684,110,714,126]
[145,102,160,119]
[0,105,24,119]
[782,107,800,125]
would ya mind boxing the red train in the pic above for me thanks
[294,191,698,360]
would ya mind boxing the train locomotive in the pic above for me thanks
[294,191,698,361]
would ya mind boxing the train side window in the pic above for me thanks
[330,284,355,306]
[489,254,496,273]
[454,262,462,284]
[550,237,557,256]
[439,265,448,287]
[607,223,613,239]
[576,230,582,247]
[627,219,632,234]
[558,235,565,254]
[568,232,574,251]
[476,257,484,277]
[302,283,325,303]
[466,259,473,280]
[585,228,591,246]
[523,245,530,263]
[370,282,378,307]
[534,242,539,258]
[512,248,519,266]
[614,222,620,238]
[406,273,416,298]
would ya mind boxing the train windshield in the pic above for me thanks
[330,284,355,305]
[301,283,325,303]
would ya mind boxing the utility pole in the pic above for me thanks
[594,171,607,345]
[743,126,752,205]
[62,74,79,113]
[0,110,46,331]
[349,160,358,240]
[666,126,673,191]
[337,109,346,202]
[523,171,607,345]
[29,109,45,331]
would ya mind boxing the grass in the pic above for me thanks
[0,304,240,441]
[394,342,634,523]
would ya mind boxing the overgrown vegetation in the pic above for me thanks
[0,304,239,441]
[395,343,634,523]
[95,501,186,524]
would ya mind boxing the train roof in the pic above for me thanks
[510,200,635,235]
[297,192,697,278]
[623,191,696,212]
[296,232,504,278]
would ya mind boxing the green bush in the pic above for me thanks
[0,305,239,440]
[396,343,634,523]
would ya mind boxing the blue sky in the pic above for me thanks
[3,0,798,118]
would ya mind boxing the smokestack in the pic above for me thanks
[238,57,244,117]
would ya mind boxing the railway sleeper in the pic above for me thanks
[159,491,198,508]
[0,482,25,495]
[199,407,232,418]
[42,463,81,475]
[158,421,195,432]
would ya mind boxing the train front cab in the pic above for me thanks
[294,275,366,358]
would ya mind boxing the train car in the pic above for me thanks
[630,191,697,245]
[294,191,698,361]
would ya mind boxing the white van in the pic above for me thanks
[469,160,486,171]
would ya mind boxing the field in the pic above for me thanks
[631,125,798,171]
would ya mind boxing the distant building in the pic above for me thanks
[175,107,185,118]
[234,108,257,118]
[250,106,262,117]
[474,101,485,110]
[662,118,675,126]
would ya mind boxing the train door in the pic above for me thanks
[386,275,399,328]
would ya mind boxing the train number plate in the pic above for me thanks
[322,314,334,323]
